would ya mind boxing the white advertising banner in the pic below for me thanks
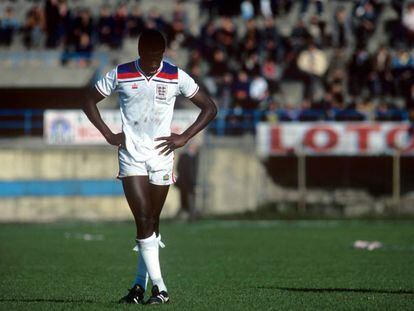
[257,122,414,156]
[44,109,200,145]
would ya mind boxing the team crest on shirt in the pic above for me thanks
[156,84,168,100]
[131,83,138,89]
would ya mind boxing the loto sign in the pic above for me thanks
[256,122,414,156]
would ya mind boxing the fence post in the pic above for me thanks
[298,151,307,213]
[392,150,401,213]
[24,110,32,136]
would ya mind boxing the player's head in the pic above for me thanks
[138,29,166,74]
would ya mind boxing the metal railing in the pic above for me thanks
[0,109,44,136]
[0,107,410,137]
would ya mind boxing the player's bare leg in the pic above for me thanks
[120,176,169,304]
[121,176,154,239]
[149,184,169,236]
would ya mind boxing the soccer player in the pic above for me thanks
[83,29,217,304]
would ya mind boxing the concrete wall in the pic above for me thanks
[0,142,180,222]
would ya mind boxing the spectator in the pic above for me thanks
[175,143,199,221]
[127,5,145,37]
[371,46,392,97]
[297,42,328,99]
[353,1,377,47]
[215,17,237,58]
[290,19,311,52]
[241,0,254,20]
[403,2,414,46]
[232,70,251,109]
[22,4,44,49]
[301,0,325,17]
[348,45,372,97]
[111,4,128,49]
[171,1,189,42]
[75,32,93,66]
[249,73,269,107]
[97,5,113,46]
[332,6,350,48]
[0,6,19,47]
[262,55,280,94]
[391,49,414,98]
[44,0,60,48]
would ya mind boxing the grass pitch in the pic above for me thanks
[0,220,413,310]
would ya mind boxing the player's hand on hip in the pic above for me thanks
[155,133,188,155]
[106,132,126,148]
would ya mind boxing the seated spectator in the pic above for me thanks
[308,15,326,47]
[22,4,44,49]
[297,42,328,100]
[97,5,113,46]
[111,4,128,49]
[298,99,324,121]
[232,70,251,109]
[403,2,414,47]
[335,103,366,121]
[332,6,350,48]
[171,0,189,42]
[290,19,311,52]
[263,101,279,123]
[375,102,405,121]
[0,6,19,46]
[348,45,372,97]
[240,0,254,21]
[391,49,414,98]
[44,0,60,48]
[278,103,301,121]
[75,32,93,66]
[353,1,377,47]
[261,55,281,94]
[249,73,269,108]
[371,46,393,97]
[301,0,325,17]
[127,5,145,37]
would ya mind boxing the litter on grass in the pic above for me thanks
[353,240,383,251]
[64,232,104,241]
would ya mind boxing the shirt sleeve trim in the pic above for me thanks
[186,85,199,99]
[95,84,109,97]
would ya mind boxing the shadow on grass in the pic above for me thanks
[259,286,414,295]
[0,298,97,304]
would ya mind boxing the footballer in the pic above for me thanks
[83,29,217,304]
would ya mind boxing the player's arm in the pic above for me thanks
[155,89,217,155]
[82,88,125,147]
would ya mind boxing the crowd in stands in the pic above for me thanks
[0,0,414,132]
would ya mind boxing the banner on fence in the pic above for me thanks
[257,122,414,156]
[44,109,200,145]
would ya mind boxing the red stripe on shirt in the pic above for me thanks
[156,72,178,80]
[118,72,142,79]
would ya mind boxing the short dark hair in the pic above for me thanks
[138,29,166,53]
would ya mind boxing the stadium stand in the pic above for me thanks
[0,0,413,136]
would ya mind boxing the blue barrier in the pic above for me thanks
[0,179,123,197]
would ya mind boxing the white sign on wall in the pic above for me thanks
[44,109,200,145]
[257,122,414,156]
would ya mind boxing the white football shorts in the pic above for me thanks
[117,147,175,186]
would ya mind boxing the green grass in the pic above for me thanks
[1,220,414,310]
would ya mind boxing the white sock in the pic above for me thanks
[132,239,149,289]
[138,232,167,292]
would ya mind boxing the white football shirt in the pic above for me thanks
[95,59,199,161]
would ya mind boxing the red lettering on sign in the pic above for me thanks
[347,124,380,152]
[270,127,291,153]
[303,127,338,152]
[386,125,414,153]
